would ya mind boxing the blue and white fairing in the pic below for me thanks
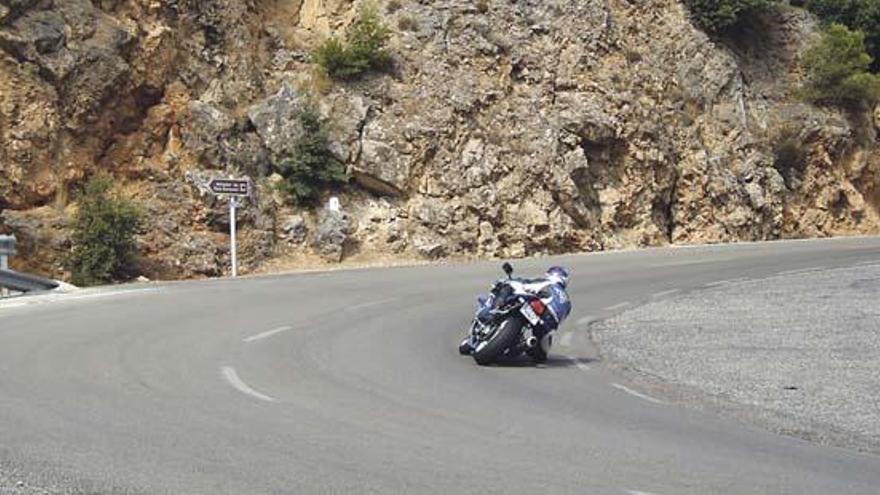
[543,283,571,331]
[476,278,571,332]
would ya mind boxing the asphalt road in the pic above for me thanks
[1,237,880,494]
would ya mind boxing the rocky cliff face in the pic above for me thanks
[1,0,878,280]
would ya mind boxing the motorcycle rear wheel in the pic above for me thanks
[473,317,523,366]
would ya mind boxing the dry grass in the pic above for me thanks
[398,15,418,31]
[386,0,403,13]
[297,67,333,96]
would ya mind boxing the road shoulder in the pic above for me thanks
[591,262,880,454]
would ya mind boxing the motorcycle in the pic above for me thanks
[460,262,565,365]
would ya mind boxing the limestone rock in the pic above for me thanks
[320,91,371,164]
[280,214,308,244]
[170,233,224,278]
[414,236,447,260]
[0,206,68,277]
[182,101,234,162]
[313,204,354,262]
[247,84,306,158]
[353,117,410,196]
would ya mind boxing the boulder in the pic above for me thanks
[320,91,371,163]
[0,206,68,276]
[170,233,224,278]
[62,45,130,123]
[247,84,306,158]
[313,204,354,262]
[181,100,234,163]
[413,234,447,260]
[352,118,410,196]
[280,214,308,244]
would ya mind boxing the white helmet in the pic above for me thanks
[545,266,570,288]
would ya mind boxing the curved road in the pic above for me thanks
[1,237,880,494]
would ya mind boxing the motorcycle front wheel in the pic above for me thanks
[473,316,523,366]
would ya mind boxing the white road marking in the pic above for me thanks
[568,357,591,372]
[0,301,28,309]
[221,366,276,403]
[242,326,293,343]
[346,297,398,311]
[611,383,664,404]
[625,490,659,495]
[651,289,680,299]
[603,302,630,312]
[652,256,731,267]
[576,315,595,326]
[559,332,574,347]
[705,277,748,288]
[61,288,159,301]
[855,260,879,266]
[0,288,159,312]
[777,266,826,276]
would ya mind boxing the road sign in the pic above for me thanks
[209,179,250,197]
[205,177,249,278]
[205,178,250,278]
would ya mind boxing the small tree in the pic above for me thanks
[684,0,777,33]
[801,23,880,107]
[804,0,880,70]
[276,105,348,204]
[313,5,391,80]
[67,176,141,286]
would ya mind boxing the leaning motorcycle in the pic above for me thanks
[460,263,563,365]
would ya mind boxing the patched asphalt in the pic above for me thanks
[594,262,880,453]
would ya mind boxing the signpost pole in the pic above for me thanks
[229,198,238,278]
[206,178,249,279]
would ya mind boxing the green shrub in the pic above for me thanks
[313,5,391,80]
[276,104,348,204]
[67,176,141,287]
[804,0,880,69]
[801,23,880,107]
[313,38,357,79]
[684,0,777,33]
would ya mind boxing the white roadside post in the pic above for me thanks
[207,178,251,278]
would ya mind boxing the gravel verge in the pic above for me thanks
[0,463,52,495]
[592,262,880,453]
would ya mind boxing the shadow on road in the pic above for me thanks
[491,355,597,369]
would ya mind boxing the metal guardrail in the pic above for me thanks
[0,268,60,293]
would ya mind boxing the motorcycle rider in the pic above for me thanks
[459,266,571,362]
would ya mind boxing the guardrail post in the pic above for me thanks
[0,235,16,297]
[1,254,7,298]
